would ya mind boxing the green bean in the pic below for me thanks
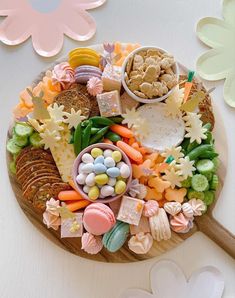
[199,151,219,159]
[91,127,100,135]
[74,123,82,155]
[187,141,198,153]
[105,131,122,142]
[181,138,190,151]
[89,126,109,145]
[108,116,123,124]
[90,116,114,126]
[81,121,92,150]
[186,144,213,160]
[81,120,90,128]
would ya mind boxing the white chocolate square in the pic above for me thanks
[61,213,83,238]
[130,216,151,235]
[117,196,144,226]
[97,90,122,117]
[102,64,122,92]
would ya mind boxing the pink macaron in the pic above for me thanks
[83,203,116,236]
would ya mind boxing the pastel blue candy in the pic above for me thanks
[94,163,107,174]
[102,221,130,252]
[106,167,120,178]
[94,156,105,164]
[104,157,115,168]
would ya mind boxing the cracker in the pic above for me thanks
[54,86,91,117]
[22,171,61,190]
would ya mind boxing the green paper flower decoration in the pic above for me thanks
[196,0,235,108]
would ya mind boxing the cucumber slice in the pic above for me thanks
[29,132,42,148]
[202,172,213,182]
[12,134,28,147]
[203,191,215,206]
[14,123,33,137]
[210,174,219,190]
[7,139,22,155]
[191,174,209,192]
[181,176,192,188]
[196,159,215,175]
[9,161,16,174]
[187,189,205,201]
[212,157,220,171]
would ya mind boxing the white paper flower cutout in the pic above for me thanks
[120,260,224,298]
[196,0,235,107]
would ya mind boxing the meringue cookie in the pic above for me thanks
[52,62,75,90]
[87,77,103,96]
[170,212,189,233]
[149,208,171,241]
[43,211,61,230]
[143,200,159,217]
[164,202,181,216]
[81,232,103,254]
[45,198,60,216]
[188,199,206,216]
[182,202,194,218]
[128,232,153,254]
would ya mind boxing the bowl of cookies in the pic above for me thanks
[121,46,179,103]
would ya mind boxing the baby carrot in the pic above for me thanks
[66,200,90,212]
[116,141,143,163]
[58,190,83,201]
[183,70,195,103]
[103,138,113,145]
[110,124,134,138]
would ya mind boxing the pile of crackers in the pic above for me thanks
[15,147,70,211]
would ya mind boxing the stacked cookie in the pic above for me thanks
[16,147,70,211]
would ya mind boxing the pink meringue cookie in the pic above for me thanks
[52,62,75,90]
[143,200,159,217]
[87,77,103,96]
[188,199,206,216]
[45,198,60,216]
[170,212,189,233]
[128,232,153,254]
[81,232,103,255]
[43,211,61,230]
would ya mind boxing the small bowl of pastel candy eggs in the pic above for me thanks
[72,144,132,203]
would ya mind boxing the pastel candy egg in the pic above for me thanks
[107,177,116,186]
[104,149,113,158]
[95,174,109,185]
[112,150,122,162]
[115,180,126,194]
[94,156,105,164]
[83,185,90,193]
[88,186,100,200]
[82,153,94,164]
[94,163,107,174]
[107,167,120,178]
[81,163,94,174]
[101,185,114,197]
[116,161,125,169]
[117,176,127,182]
[120,164,131,178]
[91,148,103,158]
[104,157,115,168]
[78,162,85,172]
[76,173,87,185]
[85,173,95,187]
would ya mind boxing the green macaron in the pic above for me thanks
[102,221,130,252]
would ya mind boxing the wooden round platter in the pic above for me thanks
[7,44,235,262]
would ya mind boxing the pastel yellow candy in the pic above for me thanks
[91,148,103,158]
[95,174,109,185]
[115,180,126,195]
[117,176,127,182]
[112,150,122,163]
[88,186,100,200]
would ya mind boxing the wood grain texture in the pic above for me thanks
[6,46,235,262]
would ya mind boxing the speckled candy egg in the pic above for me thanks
[94,163,107,174]
[106,167,120,178]
[94,156,105,164]
[104,157,115,168]
[112,150,122,162]
[103,149,113,158]
[81,163,94,174]
[83,185,90,194]
[120,163,131,178]
[85,172,96,187]
[82,153,94,164]
[107,177,116,186]
[76,173,87,185]
[100,185,114,197]
[115,180,126,194]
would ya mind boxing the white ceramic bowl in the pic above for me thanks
[121,46,179,104]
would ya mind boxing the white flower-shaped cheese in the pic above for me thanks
[40,129,61,150]
[175,156,196,179]
[165,86,184,118]
[48,103,65,122]
[122,107,140,128]
[63,108,86,129]
[162,167,184,188]
[161,145,184,162]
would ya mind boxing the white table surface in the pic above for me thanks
[0,0,235,297]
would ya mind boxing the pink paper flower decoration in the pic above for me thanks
[0,0,106,57]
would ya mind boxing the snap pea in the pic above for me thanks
[108,116,123,124]
[105,131,122,142]
[203,123,212,131]
[181,138,190,151]
[187,140,198,153]
[91,127,100,135]
[186,144,213,161]
[74,123,82,155]
[69,129,75,144]
[90,116,114,127]
[81,121,92,150]
[203,131,213,144]
[89,126,109,145]
[199,151,219,159]
[81,120,90,128]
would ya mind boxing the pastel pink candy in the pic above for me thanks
[75,65,102,84]
[170,212,189,233]
[81,232,103,254]
[143,200,159,217]
[83,203,116,235]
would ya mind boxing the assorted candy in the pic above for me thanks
[8,42,220,257]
